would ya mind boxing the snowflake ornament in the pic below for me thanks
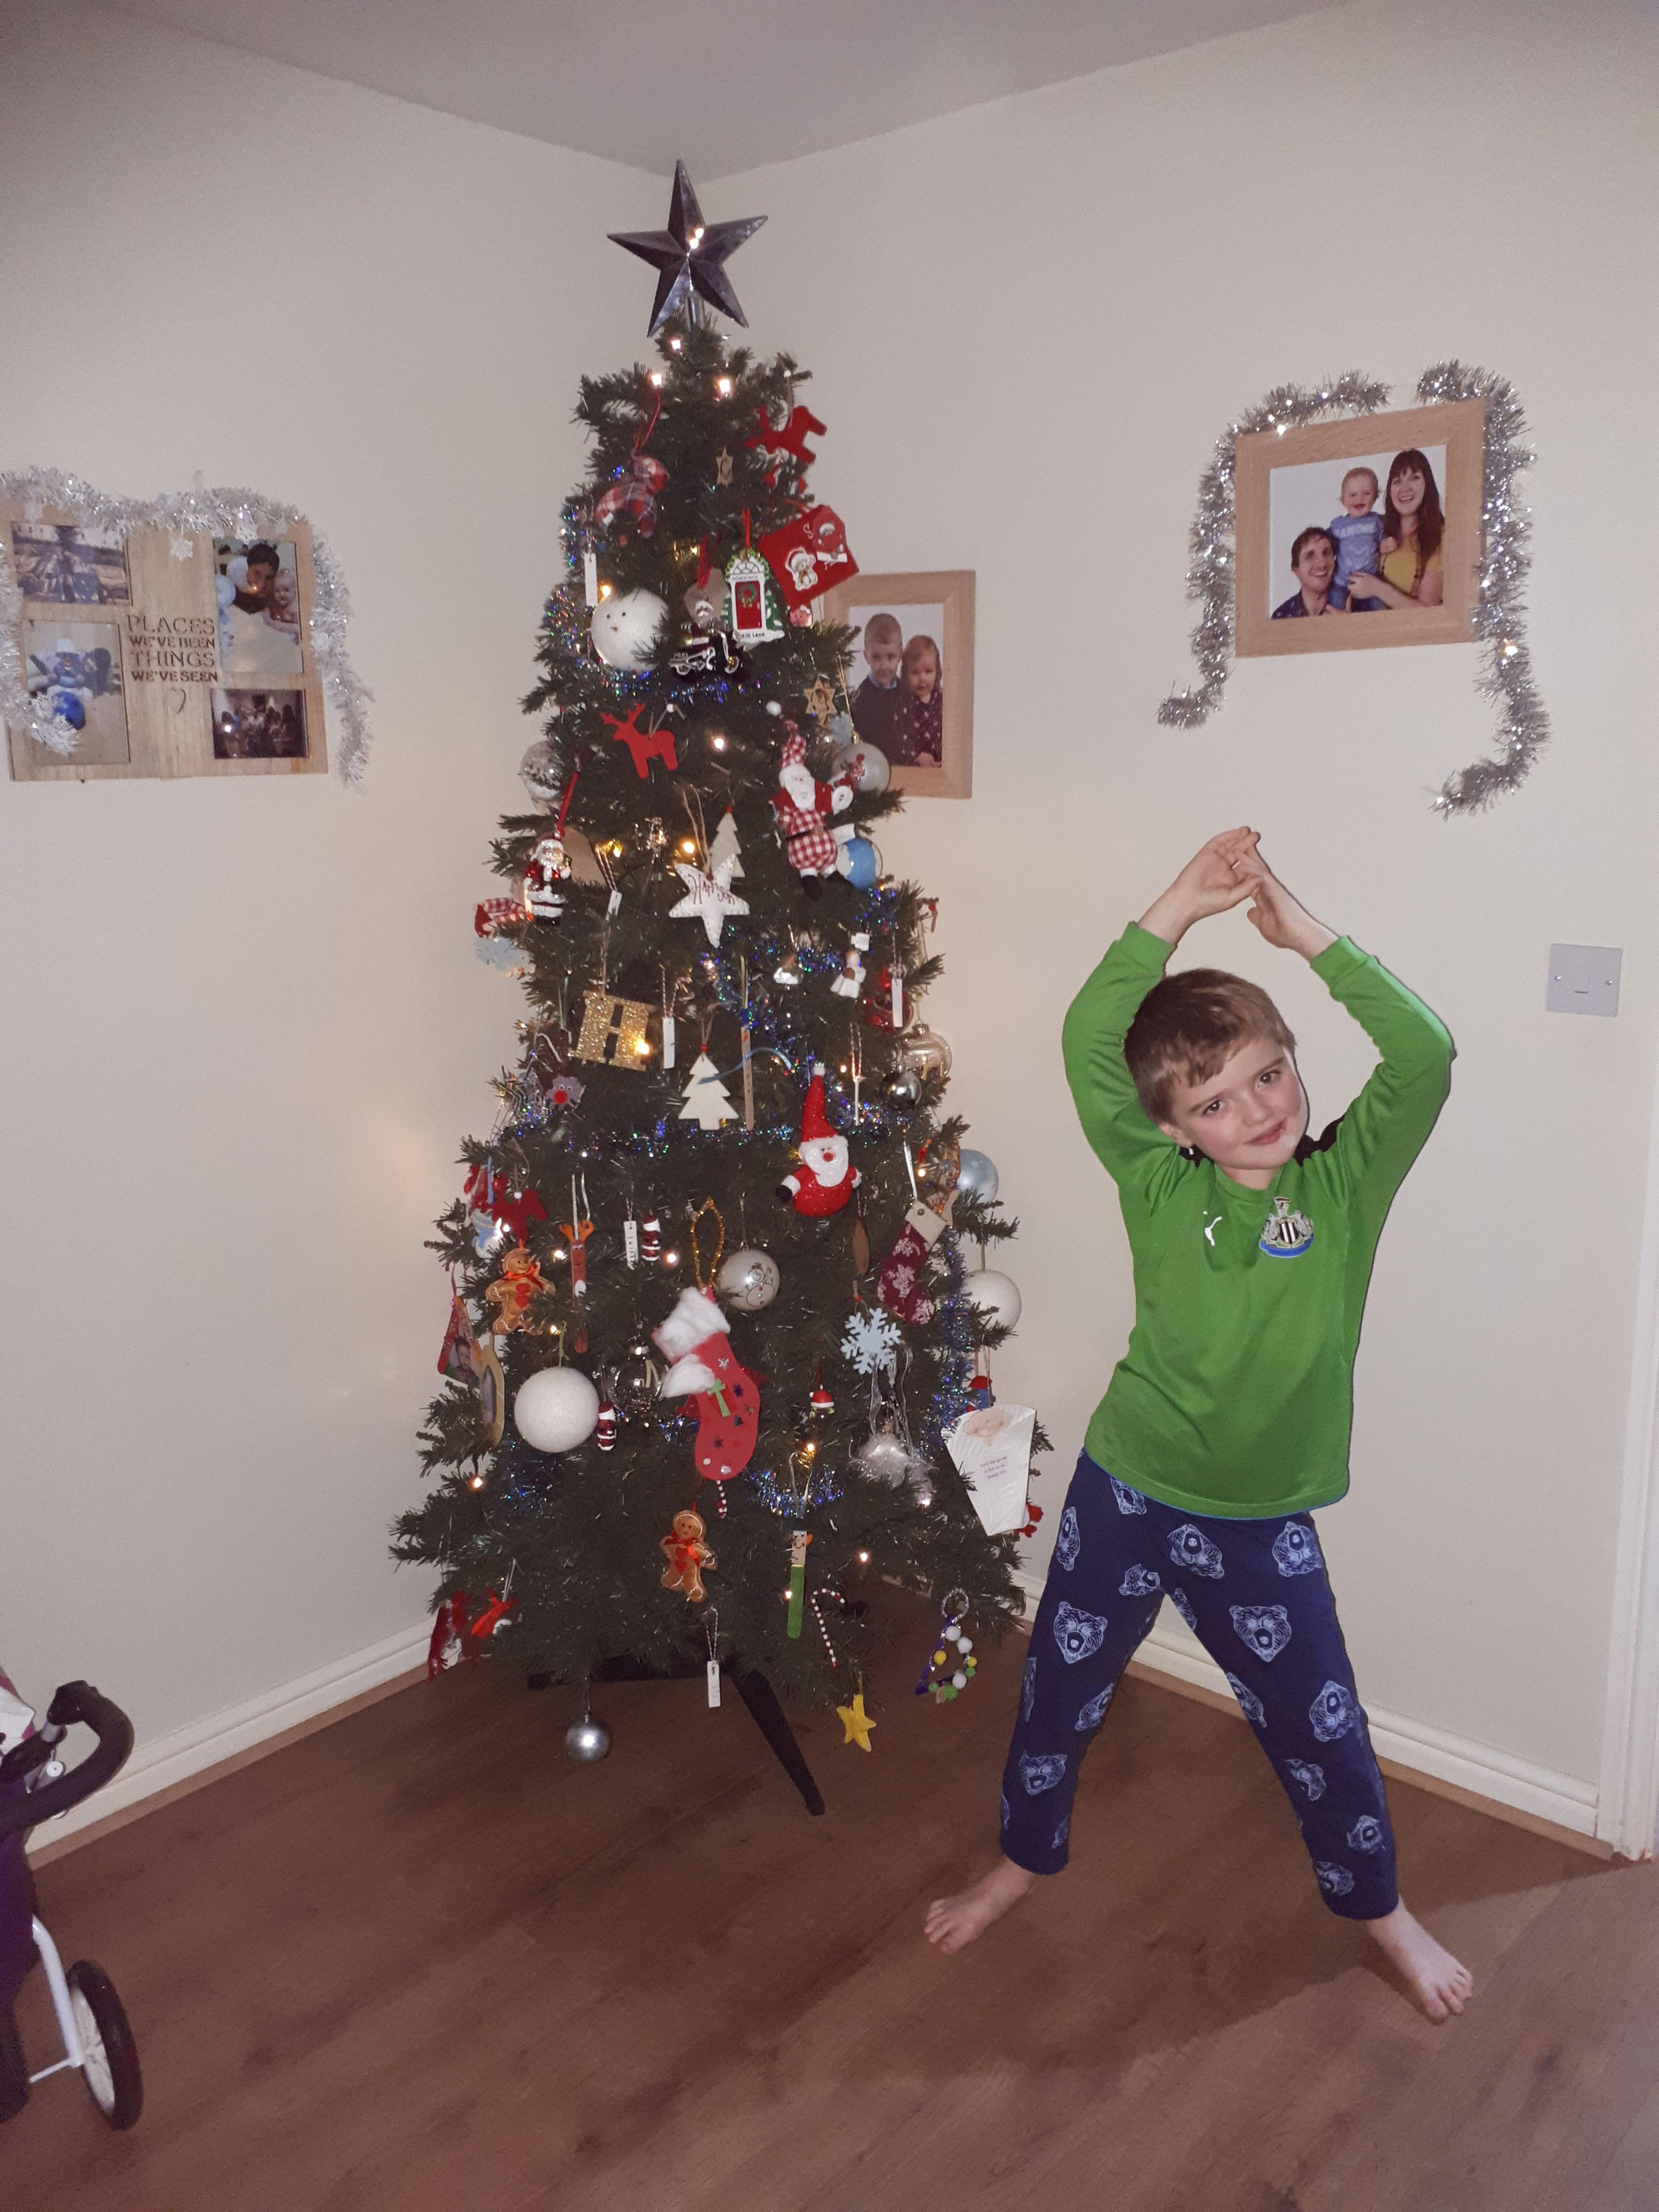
[841,1307,901,1378]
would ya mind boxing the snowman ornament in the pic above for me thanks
[776,1063,861,1218]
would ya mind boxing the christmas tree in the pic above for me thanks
[395,173,1040,1731]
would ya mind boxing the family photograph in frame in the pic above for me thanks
[822,568,975,798]
[1233,398,1484,658]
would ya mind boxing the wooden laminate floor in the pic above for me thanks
[5,1597,1656,2212]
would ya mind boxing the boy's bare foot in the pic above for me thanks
[925,1858,1038,1953]
[1363,1901,1474,2023]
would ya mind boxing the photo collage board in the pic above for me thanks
[5,504,329,781]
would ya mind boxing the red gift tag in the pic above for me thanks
[757,506,857,612]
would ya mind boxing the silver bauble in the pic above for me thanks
[955,1148,1000,1204]
[590,589,667,669]
[565,1716,613,1762]
[519,737,565,808]
[884,1066,924,1112]
[899,1025,953,1082]
[716,1247,781,1312]
[856,1430,914,1485]
[832,738,891,794]
[614,1344,661,1414]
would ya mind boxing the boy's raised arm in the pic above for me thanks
[1062,830,1261,1201]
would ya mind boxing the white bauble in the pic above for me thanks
[590,590,667,669]
[963,1270,1022,1330]
[832,739,891,794]
[955,1148,1000,1204]
[716,1248,781,1313]
[514,1366,601,1452]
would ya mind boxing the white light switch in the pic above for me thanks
[1547,944,1621,1017]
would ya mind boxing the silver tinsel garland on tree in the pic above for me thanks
[1157,363,1547,816]
[0,468,373,785]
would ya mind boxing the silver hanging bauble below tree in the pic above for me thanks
[899,1025,953,1082]
[566,1714,612,1763]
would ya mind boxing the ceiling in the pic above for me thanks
[93,0,1340,176]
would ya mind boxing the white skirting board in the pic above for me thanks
[1012,1573,1599,1840]
[26,1620,431,1855]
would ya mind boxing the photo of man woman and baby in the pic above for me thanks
[848,608,944,767]
[1268,447,1447,623]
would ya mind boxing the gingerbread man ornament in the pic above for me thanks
[660,1511,716,1603]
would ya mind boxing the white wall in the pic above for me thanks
[0,1,663,1746]
[715,0,1658,1791]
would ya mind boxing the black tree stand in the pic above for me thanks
[529,1656,825,1816]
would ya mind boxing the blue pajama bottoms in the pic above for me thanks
[1000,1451,1398,1921]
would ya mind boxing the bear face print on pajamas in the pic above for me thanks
[1053,1601,1108,1663]
[1169,1523,1225,1578]
[1055,1504,1081,1571]
[1075,1683,1115,1732]
[1170,1588,1198,1632]
[1225,1673,1268,1729]
[1231,1603,1292,1661]
[1020,1751,1068,1795]
[1273,1520,1323,1576]
[1315,1861,1356,1897]
[1284,1758,1327,1801]
[1346,1814,1386,1853]
[1120,1565,1162,1598]
[1309,1680,1361,1741]
[1109,1476,1147,1515]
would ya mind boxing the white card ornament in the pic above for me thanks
[677,1051,738,1129]
[945,1402,1036,1537]
[669,855,749,947]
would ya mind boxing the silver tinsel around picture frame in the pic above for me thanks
[1157,363,1547,817]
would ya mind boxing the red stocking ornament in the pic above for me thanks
[653,1286,762,1485]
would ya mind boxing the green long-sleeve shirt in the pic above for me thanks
[1062,923,1453,1519]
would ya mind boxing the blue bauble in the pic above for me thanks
[48,687,86,731]
[838,836,881,890]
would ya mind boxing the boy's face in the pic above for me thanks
[1341,473,1378,516]
[906,649,938,699]
[1156,1035,1309,1187]
[864,634,901,686]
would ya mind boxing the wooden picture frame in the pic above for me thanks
[5,502,328,781]
[821,569,975,799]
[1233,399,1484,658]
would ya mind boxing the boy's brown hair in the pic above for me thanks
[863,610,902,649]
[1125,968,1297,1124]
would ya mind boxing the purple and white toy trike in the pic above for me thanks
[0,1672,142,2130]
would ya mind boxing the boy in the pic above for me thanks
[926,829,1473,2025]
[850,610,903,754]
[1328,466,1386,612]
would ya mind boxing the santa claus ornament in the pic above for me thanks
[756,505,857,613]
[771,723,855,891]
[777,1063,860,1218]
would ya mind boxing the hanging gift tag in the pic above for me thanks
[623,1213,640,1268]
[662,1014,676,1071]
[705,1611,722,1706]
[706,1659,722,1708]
[891,964,906,1029]
[583,550,599,605]
[741,1023,756,1130]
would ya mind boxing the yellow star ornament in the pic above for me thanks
[836,1691,877,1751]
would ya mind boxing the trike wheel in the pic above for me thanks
[66,1960,142,2129]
